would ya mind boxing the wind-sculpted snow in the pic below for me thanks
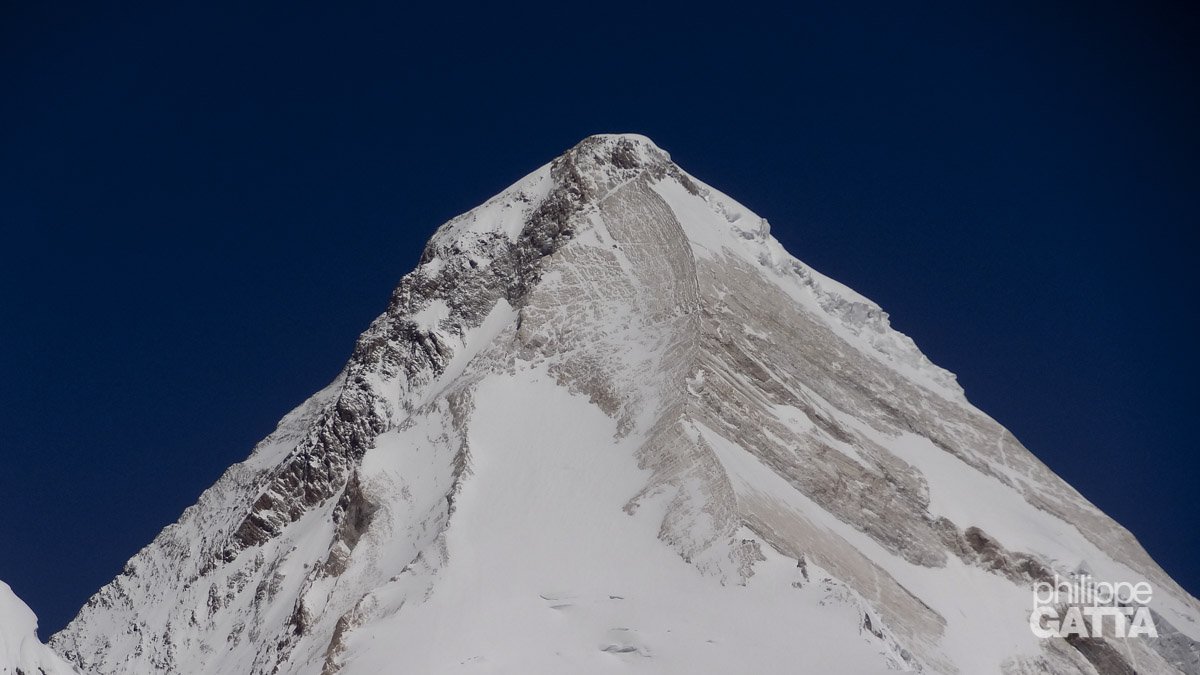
[0,581,77,674]
[49,134,1200,674]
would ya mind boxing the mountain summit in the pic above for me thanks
[39,135,1200,673]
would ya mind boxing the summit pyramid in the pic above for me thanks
[41,135,1200,674]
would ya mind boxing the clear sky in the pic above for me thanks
[1,1,1197,638]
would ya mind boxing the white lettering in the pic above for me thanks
[1030,606,1059,639]
[1128,607,1159,638]
[1059,606,1088,637]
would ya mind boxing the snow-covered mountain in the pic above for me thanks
[39,134,1200,673]
[1,581,77,674]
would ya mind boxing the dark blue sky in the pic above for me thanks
[2,1,1197,637]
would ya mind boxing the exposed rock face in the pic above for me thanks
[47,135,1200,674]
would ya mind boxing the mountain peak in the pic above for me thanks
[565,133,672,169]
[48,138,1200,675]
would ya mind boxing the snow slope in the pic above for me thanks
[47,134,1200,674]
[1,581,77,674]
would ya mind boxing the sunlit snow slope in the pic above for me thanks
[1,581,77,674]
[48,135,1200,674]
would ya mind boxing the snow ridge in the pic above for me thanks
[1,581,77,674]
